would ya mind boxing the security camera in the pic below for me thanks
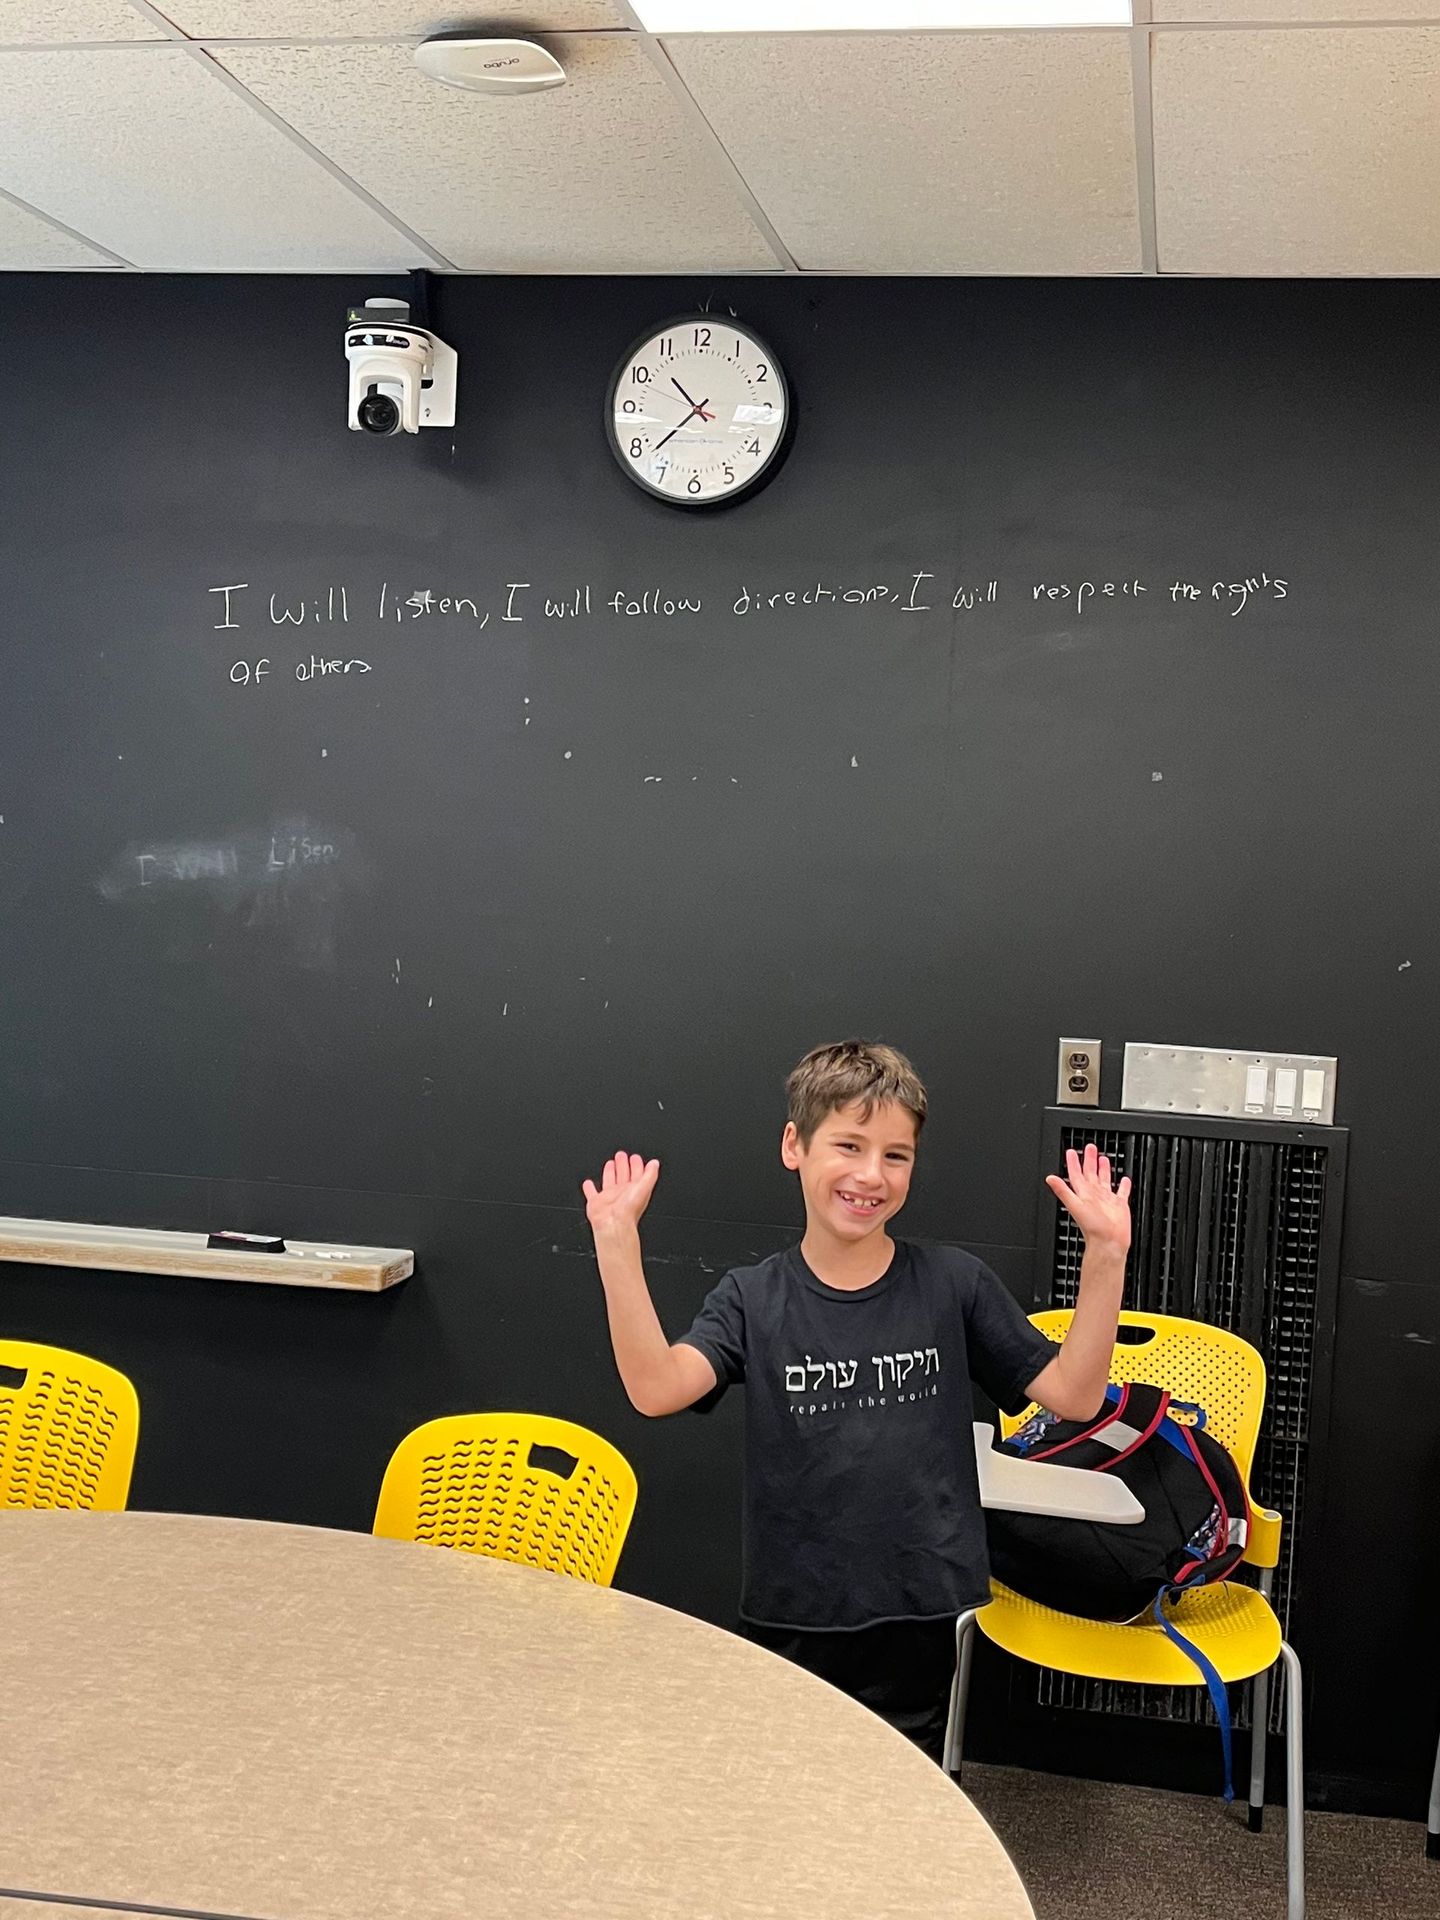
[345,297,457,435]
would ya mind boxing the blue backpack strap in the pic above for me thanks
[1153,1416,1201,1460]
[1153,1584,1234,1801]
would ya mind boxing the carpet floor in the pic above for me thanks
[961,1763,1436,1920]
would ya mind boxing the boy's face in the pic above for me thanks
[781,1099,918,1241]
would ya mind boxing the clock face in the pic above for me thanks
[607,318,790,507]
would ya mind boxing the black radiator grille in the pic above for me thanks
[1035,1113,1344,1735]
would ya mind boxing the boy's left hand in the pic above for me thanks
[1045,1142,1132,1254]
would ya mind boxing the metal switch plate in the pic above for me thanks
[1122,1044,1337,1125]
[1057,1038,1101,1106]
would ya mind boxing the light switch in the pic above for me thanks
[1121,1042,1336,1123]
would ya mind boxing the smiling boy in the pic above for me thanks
[583,1039,1131,1760]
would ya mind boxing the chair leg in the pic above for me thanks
[1250,1566,1276,1834]
[1427,1720,1440,1860]
[1279,1640,1305,1920]
[1249,1661,1271,1833]
[942,1609,981,1779]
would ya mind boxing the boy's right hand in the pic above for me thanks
[582,1152,660,1239]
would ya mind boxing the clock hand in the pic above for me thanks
[653,398,713,453]
[653,408,700,453]
[671,377,716,422]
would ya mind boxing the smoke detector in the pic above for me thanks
[414,34,566,95]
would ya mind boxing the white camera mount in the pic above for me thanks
[345,296,457,435]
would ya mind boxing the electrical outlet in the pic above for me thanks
[1057,1038,1101,1106]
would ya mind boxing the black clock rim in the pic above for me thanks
[604,313,792,511]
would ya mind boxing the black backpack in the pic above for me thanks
[985,1380,1252,1796]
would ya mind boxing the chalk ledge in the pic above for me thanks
[0,1216,412,1292]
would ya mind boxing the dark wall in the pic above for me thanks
[0,273,1435,1818]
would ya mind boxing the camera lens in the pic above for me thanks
[357,389,401,436]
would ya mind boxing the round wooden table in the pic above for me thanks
[0,1511,1034,1920]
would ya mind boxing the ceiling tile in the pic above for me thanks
[0,192,118,266]
[0,47,421,270]
[666,31,1138,274]
[160,2,626,34]
[1154,3,1440,17]
[1154,28,1440,273]
[216,36,781,272]
[0,2,164,41]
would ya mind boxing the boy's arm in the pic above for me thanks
[1025,1143,1131,1421]
[584,1153,718,1418]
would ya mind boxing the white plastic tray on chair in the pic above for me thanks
[973,1421,1145,1525]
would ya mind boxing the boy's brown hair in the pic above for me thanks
[785,1039,928,1147]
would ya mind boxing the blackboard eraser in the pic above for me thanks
[206,1230,287,1254]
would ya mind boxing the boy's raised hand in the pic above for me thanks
[583,1152,661,1239]
[1045,1142,1132,1254]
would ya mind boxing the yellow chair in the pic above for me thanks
[0,1338,139,1511]
[373,1412,637,1587]
[945,1311,1305,1920]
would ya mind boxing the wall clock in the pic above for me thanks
[606,316,791,507]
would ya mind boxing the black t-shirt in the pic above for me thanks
[679,1238,1058,1631]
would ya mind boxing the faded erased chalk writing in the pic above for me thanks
[136,845,238,886]
[96,820,367,971]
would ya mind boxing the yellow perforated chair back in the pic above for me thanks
[1003,1309,1267,1483]
[373,1412,637,1586]
[0,1339,139,1511]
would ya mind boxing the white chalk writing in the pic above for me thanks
[200,564,1295,687]
[609,589,702,617]
[268,588,349,626]
[295,656,371,681]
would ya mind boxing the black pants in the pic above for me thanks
[743,1616,958,1764]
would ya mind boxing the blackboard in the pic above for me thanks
[1,272,1437,1812]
